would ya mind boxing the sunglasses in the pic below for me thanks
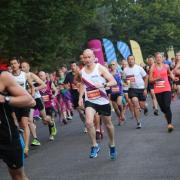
[110,64,116,66]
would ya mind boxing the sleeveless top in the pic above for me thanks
[12,71,27,89]
[39,81,53,108]
[111,70,123,95]
[152,64,171,94]
[0,71,19,144]
[81,63,109,105]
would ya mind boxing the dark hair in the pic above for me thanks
[61,64,67,68]
[127,54,134,60]
[70,61,77,65]
[147,55,154,59]
[9,57,20,64]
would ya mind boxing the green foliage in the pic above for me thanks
[0,0,179,70]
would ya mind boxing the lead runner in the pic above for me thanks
[78,49,117,159]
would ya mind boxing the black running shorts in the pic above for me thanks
[34,98,44,111]
[128,88,146,101]
[0,137,24,169]
[14,107,30,121]
[85,101,111,116]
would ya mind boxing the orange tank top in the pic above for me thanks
[152,64,171,93]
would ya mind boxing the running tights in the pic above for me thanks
[155,91,172,124]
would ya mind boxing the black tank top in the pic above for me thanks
[0,71,19,144]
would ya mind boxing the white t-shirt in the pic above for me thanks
[124,64,147,89]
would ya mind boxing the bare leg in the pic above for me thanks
[101,115,115,146]
[8,167,28,180]
[85,107,97,146]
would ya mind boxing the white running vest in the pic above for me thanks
[81,63,109,105]
[12,71,27,89]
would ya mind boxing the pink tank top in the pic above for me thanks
[152,64,171,94]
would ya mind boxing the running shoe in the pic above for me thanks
[67,116,73,120]
[144,108,148,116]
[136,122,142,129]
[109,146,117,160]
[167,124,174,133]
[89,144,100,158]
[31,138,41,146]
[49,135,54,141]
[154,109,158,116]
[51,123,57,136]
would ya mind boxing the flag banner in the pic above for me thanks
[117,41,131,60]
[130,40,144,65]
[167,46,175,59]
[102,38,117,64]
[87,39,105,65]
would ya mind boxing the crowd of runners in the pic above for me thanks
[0,49,180,180]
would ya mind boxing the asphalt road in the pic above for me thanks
[1,98,180,180]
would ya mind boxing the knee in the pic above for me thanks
[85,121,94,129]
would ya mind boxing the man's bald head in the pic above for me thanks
[38,71,46,81]
[21,62,30,73]
[83,49,96,65]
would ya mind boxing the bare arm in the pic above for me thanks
[99,65,117,87]
[167,66,175,80]
[26,73,35,96]
[143,75,148,89]
[31,73,46,90]
[0,72,36,107]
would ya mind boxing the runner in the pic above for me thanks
[64,61,86,131]
[79,49,117,159]
[10,57,34,157]
[123,55,148,129]
[149,52,177,132]
[146,56,159,115]
[173,51,180,98]
[0,70,35,180]
[57,69,73,124]
[38,71,58,140]
[121,60,134,119]
[109,61,125,125]
[21,62,57,144]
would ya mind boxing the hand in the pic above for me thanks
[0,94,5,103]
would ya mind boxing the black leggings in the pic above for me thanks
[155,91,172,124]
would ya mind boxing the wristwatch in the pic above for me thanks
[5,96,11,104]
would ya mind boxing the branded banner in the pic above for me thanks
[167,46,175,59]
[87,39,105,65]
[130,40,144,65]
[117,41,131,60]
[102,38,117,64]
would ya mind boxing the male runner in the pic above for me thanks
[79,49,117,159]
[124,55,148,129]
[0,71,35,180]
[10,57,34,156]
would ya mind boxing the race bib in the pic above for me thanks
[111,86,120,93]
[87,89,101,100]
[126,75,135,83]
[155,80,165,88]
[42,95,50,102]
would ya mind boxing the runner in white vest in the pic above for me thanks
[79,49,117,160]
